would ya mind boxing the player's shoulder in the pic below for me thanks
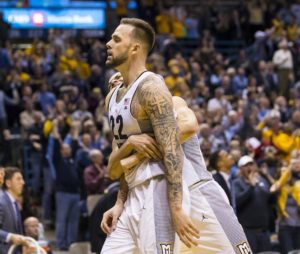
[139,71,167,90]
[172,96,187,109]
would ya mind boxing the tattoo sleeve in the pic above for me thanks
[116,175,128,206]
[138,77,183,210]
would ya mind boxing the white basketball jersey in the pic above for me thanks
[108,71,198,189]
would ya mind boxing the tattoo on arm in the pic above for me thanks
[116,175,128,205]
[138,77,183,209]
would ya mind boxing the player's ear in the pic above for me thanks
[131,43,140,55]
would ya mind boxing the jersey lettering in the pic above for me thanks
[110,115,128,140]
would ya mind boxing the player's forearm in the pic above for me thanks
[163,138,184,210]
[108,140,135,180]
[115,175,128,206]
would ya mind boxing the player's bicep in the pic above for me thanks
[177,108,199,133]
[138,80,179,153]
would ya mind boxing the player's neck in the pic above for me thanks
[118,60,147,88]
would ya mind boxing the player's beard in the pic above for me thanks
[106,51,129,68]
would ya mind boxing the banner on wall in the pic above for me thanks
[1,8,105,29]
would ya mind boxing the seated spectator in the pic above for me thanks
[23,217,52,254]
[72,98,93,122]
[164,59,189,97]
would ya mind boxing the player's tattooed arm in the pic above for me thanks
[138,77,200,248]
[138,76,183,210]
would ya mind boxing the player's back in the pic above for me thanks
[182,134,212,184]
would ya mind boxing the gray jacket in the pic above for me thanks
[0,191,23,254]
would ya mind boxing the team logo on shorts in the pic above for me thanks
[236,241,252,254]
[160,243,172,254]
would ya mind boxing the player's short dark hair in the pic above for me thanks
[3,167,21,190]
[121,18,155,54]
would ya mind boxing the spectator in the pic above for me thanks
[211,150,235,206]
[155,8,172,35]
[184,12,199,39]
[273,39,294,98]
[233,156,272,253]
[23,217,52,254]
[72,98,93,122]
[0,167,29,254]
[34,82,56,116]
[51,119,80,250]
[75,133,92,199]
[270,156,300,254]
[222,110,244,143]
[247,0,266,39]
[164,59,189,97]
[20,100,44,137]
[27,112,44,196]
[232,67,248,96]
[84,149,109,195]
[0,86,19,133]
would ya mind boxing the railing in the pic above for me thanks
[8,237,47,254]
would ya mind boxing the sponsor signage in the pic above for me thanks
[1,8,105,29]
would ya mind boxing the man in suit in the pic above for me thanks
[0,167,29,254]
[211,150,235,206]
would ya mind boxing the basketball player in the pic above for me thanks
[101,18,199,254]
[103,75,252,253]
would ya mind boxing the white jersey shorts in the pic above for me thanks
[175,180,252,254]
[101,175,187,254]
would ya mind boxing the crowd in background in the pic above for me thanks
[1,0,300,253]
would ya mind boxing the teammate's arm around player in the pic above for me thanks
[119,97,199,173]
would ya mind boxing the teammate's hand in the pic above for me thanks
[171,208,200,248]
[128,134,162,160]
[101,204,123,235]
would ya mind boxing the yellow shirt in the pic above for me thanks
[116,0,128,16]
[275,169,300,218]
[262,128,294,161]
[171,18,186,38]
[165,75,185,96]
[155,15,171,34]
[287,24,299,41]
[77,61,91,79]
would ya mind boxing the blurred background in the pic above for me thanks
[1,0,300,253]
